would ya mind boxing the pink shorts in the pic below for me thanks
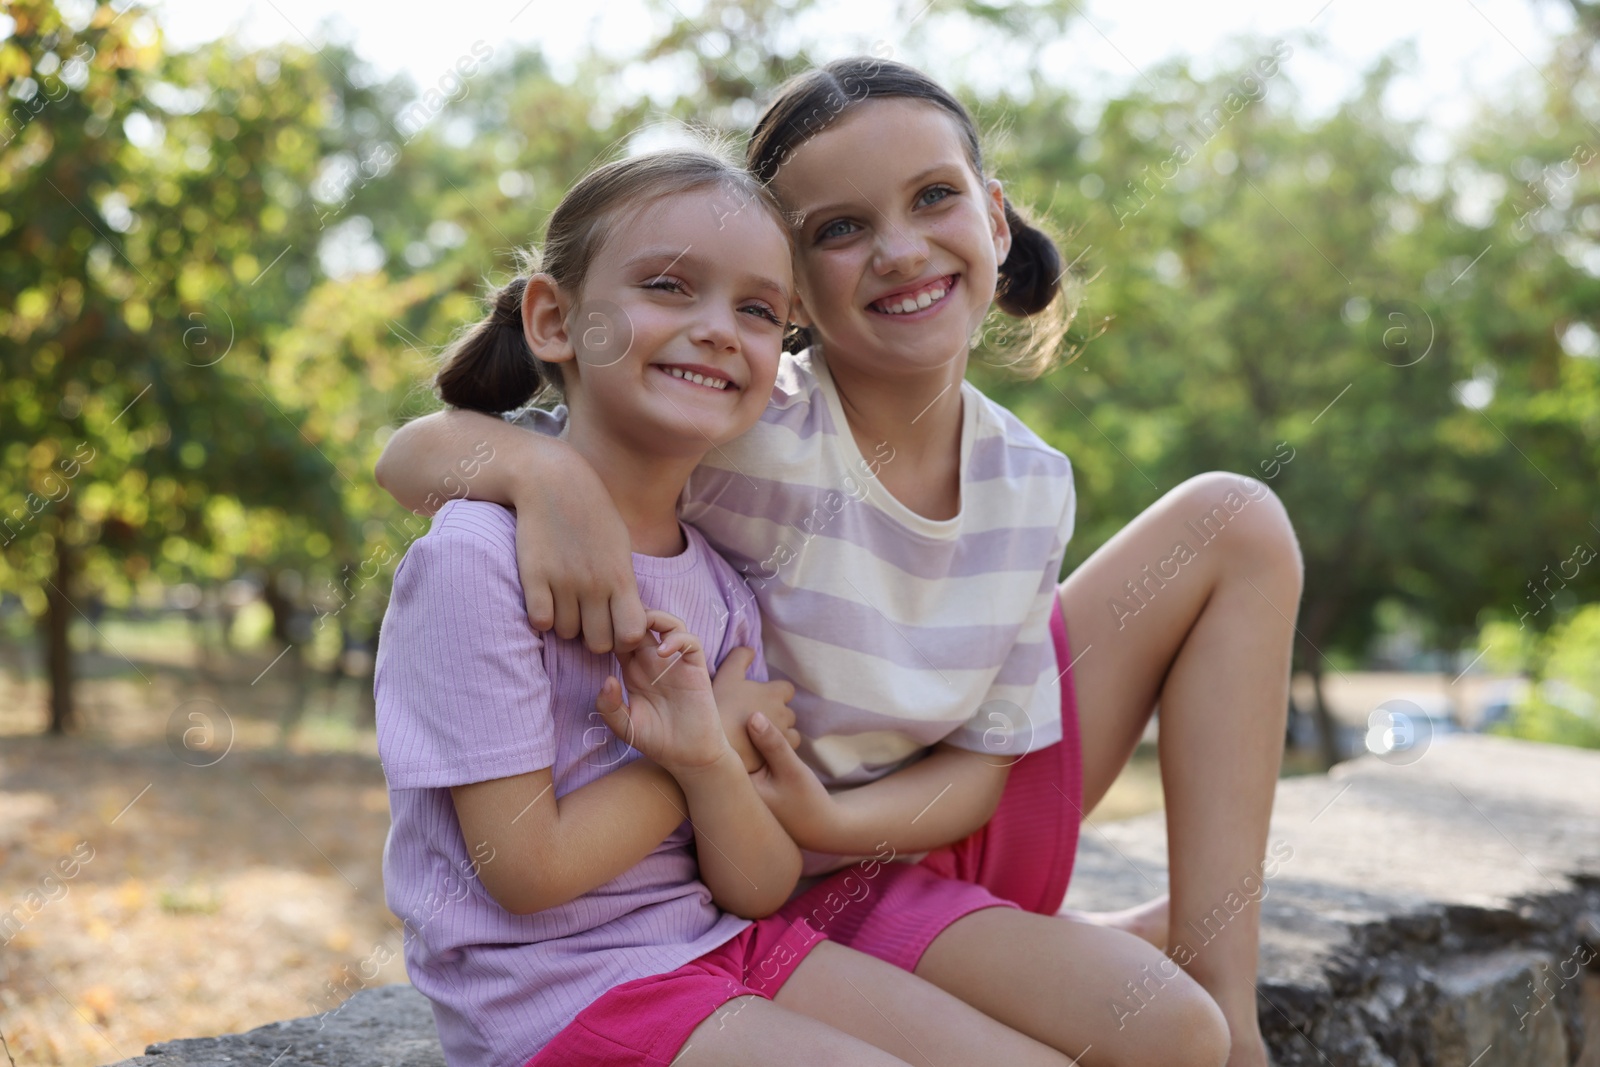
[522,912,827,1067]
[787,596,1084,971]
[525,600,1084,1065]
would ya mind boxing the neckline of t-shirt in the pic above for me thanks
[630,522,701,576]
[805,347,978,541]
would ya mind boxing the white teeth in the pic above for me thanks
[665,367,730,390]
[875,280,951,315]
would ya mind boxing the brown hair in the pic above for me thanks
[437,144,789,414]
[747,57,1081,376]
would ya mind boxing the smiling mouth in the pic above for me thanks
[868,274,958,316]
[656,365,736,391]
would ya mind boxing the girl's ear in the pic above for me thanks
[985,178,1013,267]
[523,273,574,364]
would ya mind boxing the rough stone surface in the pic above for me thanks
[108,984,445,1066]
[1064,734,1600,1066]
[106,735,1600,1066]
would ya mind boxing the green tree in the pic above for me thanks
[0,2,401,731]
[974,41,1600,762]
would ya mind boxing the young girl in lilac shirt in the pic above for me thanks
[374,147,1177,1067]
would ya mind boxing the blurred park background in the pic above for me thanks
[4,0,1600,1061]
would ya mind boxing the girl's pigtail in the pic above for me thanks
[435,276,550,415]
[996,198,1063,318]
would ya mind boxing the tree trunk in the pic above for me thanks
[263,570,310,744]
[1306,661,1340,770]
[44,519,75,734]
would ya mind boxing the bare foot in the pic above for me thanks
[1058,893,1169,950]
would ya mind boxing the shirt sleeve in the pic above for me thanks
[708,555,769,684]
[941,470,1075,758]
[375,508,557,789]
[503,403,568,437]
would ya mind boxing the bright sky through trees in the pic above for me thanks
[133,0,1574,160]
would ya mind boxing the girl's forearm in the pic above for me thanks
[821,743,1012,856]
[376,408,556,515]
[460,758,688,915]
[675,750,803,918]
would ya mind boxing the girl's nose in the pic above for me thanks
[691,305,739,353]
[872,221,930,277]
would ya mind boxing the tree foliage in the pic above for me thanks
[3,0,1598,742]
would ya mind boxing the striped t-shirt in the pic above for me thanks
[510,347,1076,845]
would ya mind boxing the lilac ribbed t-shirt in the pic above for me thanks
[375,500,758,1066]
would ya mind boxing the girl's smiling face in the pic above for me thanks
[773,97,1012,379]
[528,184,792,456]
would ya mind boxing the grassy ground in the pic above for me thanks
[0,628,401,1067]
[0,620,1242,1066]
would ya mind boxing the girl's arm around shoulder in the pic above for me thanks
[375,408,528,515]
[375,407,646,654]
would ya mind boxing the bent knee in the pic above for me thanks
[1115,978,1230,1067]
[1169,984,1231,1067]
[1173,470,1302,586]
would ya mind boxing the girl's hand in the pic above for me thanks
[745,712,846,851]
[594,611,729,778]
[371,409,647,655]
[710,647,802,772]
[512,451,648,655]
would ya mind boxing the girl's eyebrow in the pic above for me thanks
[797,161,966,223]
[622,247,789,302]
[900,162,959,188]
[744,273,792,304]
[623,247,696,276]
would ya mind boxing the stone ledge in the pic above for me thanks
[1065,734,1600,1066]
[108,735,1600,1067]
[107,984,445,1067]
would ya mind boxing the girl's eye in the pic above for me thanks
[816,218,857,242]
[645,277,686,293]
[741,303,784,326]
[917,184,956,208]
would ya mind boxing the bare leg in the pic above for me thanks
[1060,895,1169,950]
[914,908,1230,1067]
[672,994,917,1067]
[1059,472,1302,1067]
[675,940,1073,1067]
